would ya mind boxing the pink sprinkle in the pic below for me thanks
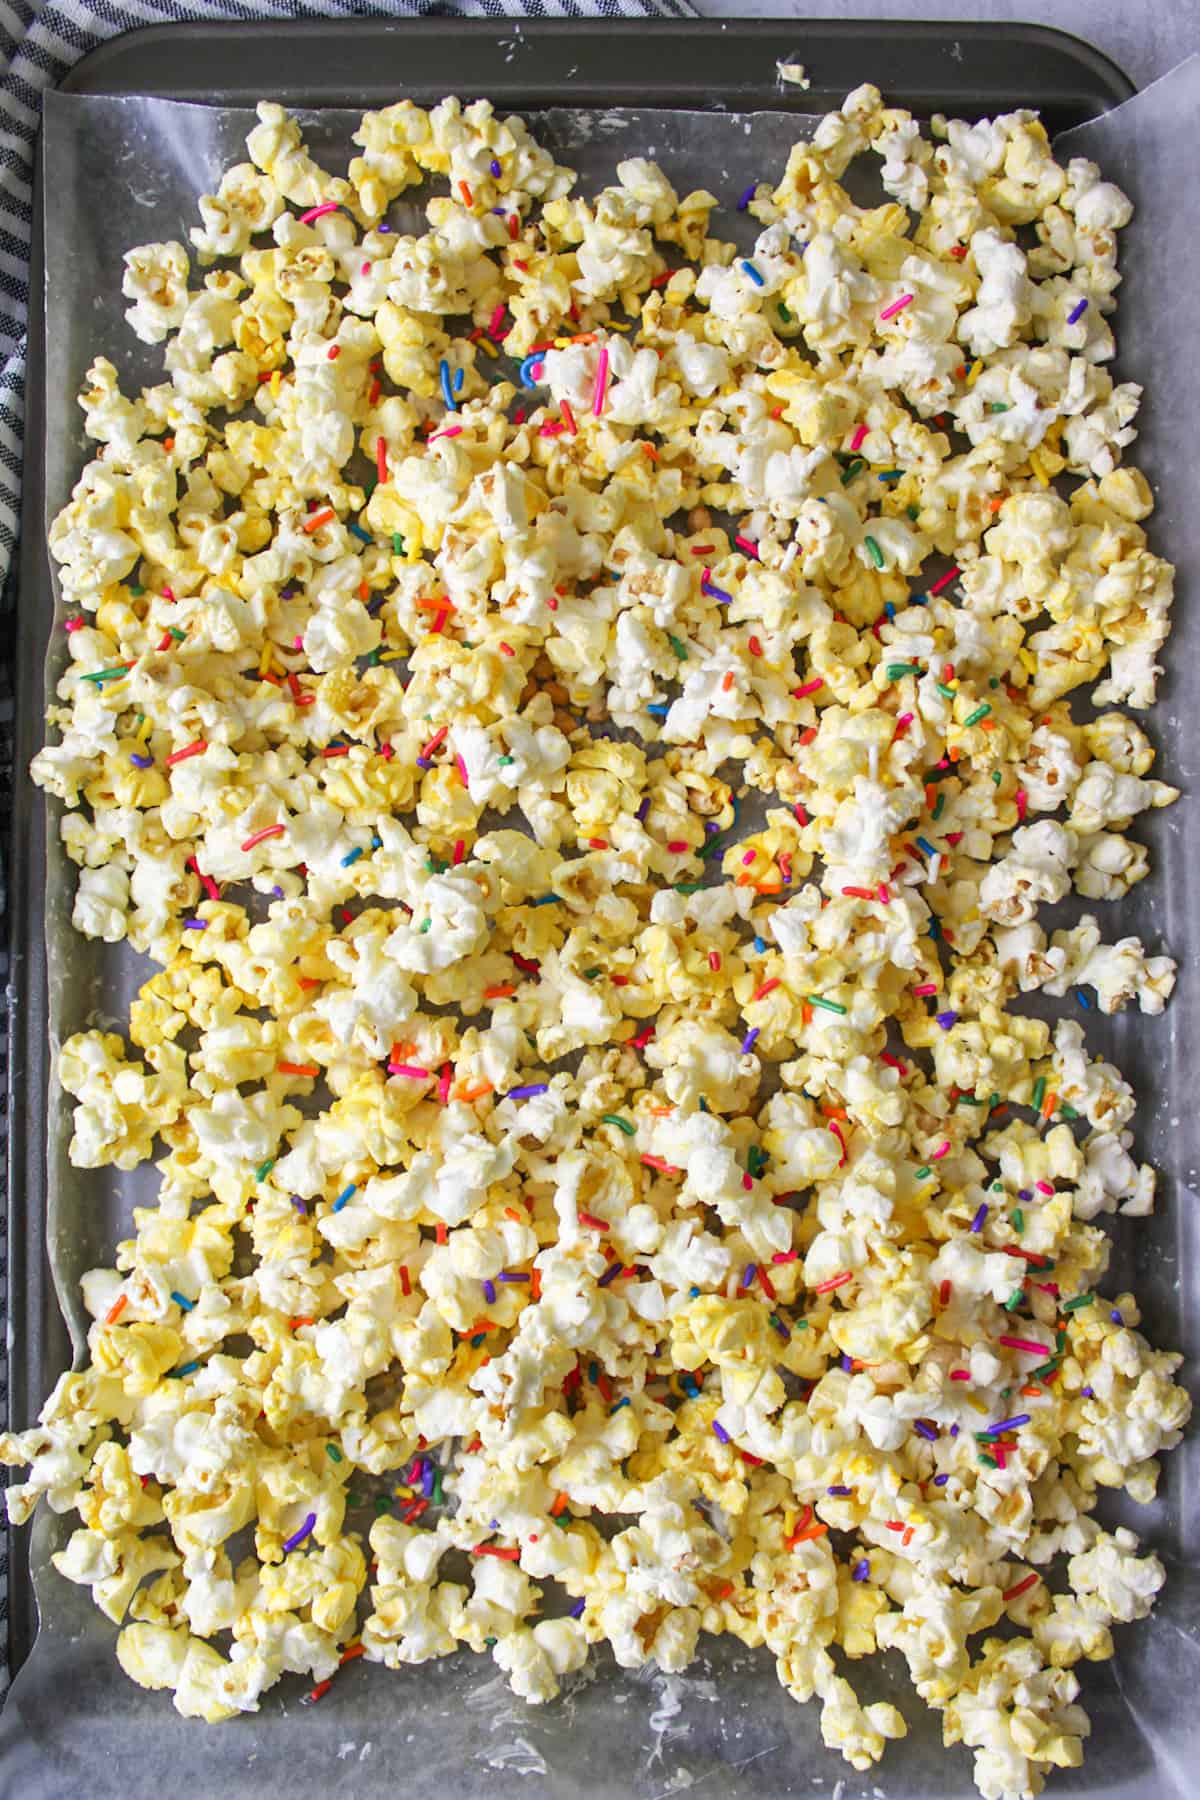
[734,534,760,558]
[794,676,824,698]
[950,1369,970,1381]
[162,586,176,602]
[877,883,891,904]
[742,851,757,866]
[879,293,915,321]
[998,1336,1051,1356]
[928,566,961,596]
[772,1250,798,1264]
[489,304,506,338]
[993,1445,1008,1470]
[429,425,463,442]
[299,201,340,225]
[708,952,721,971]
[540,422,564,437]
[455,754,469,788]
[389,1064,431,1079]
[893,711,913,739]
[453,839,465,865]
[1034,1179,1055,1196]
[1016,789,1028,821]
[293,636,304,650]
[849,425,868,453]
[913,982,938,996]
[930,1140,951,1161]
[438,1064,453,1105]
[64,616,84,632]
[1032,1281,1060,1296]
[592,346,609,417]
[360,261,371,276]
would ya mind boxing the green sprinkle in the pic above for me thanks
[906,505,920,521]
[936,682,957,701]
[958,1095,982,1106]
[1004,1289,1025,1311]
[374,1495,391,1514]
[1056,1328,1067,1350]
[915,1166,932,1180]
[418,918,432,933]
[988,1094,1001,1111]
[530,893,560,906]
[498,755,515,765]
[1011,1208,1025,1234]
[1031,1077,1047,1111]
[82,665,128,683]
[365,649,381,666]
[168,627,187,643]
[886,662,922,679]
[991,1181,1004,1192]
[583,966,602,980]
[964,704,991,727]
[347,1491,363,1506]
[674,881,706,893]
[864,535,884,568]
[1030,1360,1060,1380]
[987,402,1012,413]
[392,532,405,555]
[990,676,1000,688]
[1062,1295,1094,1312]
[484,1635,498,1647]
[794,1319,809,1329]
[432,1470,444,1506]
[601,1114,636,1136]
[129,583,144,596]
[992,770,1002,785]
[840,458,866,485]
[668,635,689,660]
[806,994,847,1014]
[932,792,945,821]
[777,301,791,322]
[979,1453,998,1468]
[326,1444,344,1464]
[1059,1103,1079,1120]
[254,1158,275,1183]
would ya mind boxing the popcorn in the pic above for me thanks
[13,86,1186,1800]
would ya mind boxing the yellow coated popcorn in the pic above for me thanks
[5,85,1188,1800]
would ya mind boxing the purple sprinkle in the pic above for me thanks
[636,797,650,821]
[950,1424,960,1438]
[422,1462,435,1498]
[840,1354,853,1373]
[827,1485,851,1495]
[933,1473,950,1486]
[712,1420,731,1444]
[378,223,392,234]
[1067,297,1088,325]
[705,821,720,834]
[272,885,284,899]
[490,158,502,178]
[499,1272,530,1283]
[483,1279,497,1304]
[913,1420,938,1441]
[970,1203,988,1233]
[130,752,154,768]
[742,1027,760,1054]
[291,1196,307,1213]
[183,919,208,930]
[736,182,758,211]
[490,1519,500,1530]
[936,1010,958,1030]
[506,1082,549,1099]
[568,1597,586,1618]
[282,1511,317,1553]
[985,1413,1030,1435]
[280,587,295,599]
[366,594,386,617]
[416,756,432,769]
[852,1559,870,1582]
[1018,1189,1033,1202]
[741,1264,757,1288]
[598,1261,623,1288]
[1111,1309,1123,1324]
[1081,1386,1094,1398]
[702,576,733,604]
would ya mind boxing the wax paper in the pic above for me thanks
[4,63,1200,1796]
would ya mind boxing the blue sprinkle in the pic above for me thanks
[332,1183,357,1212]
[736,182,758,211]
[909,592,928,607]
[518,353,546,389]
[610,1397,631,1413]
[170,1290,194,1311]
[1075,989,1091,1009]
[689,1286,701,1297]
[753,936,767,953]
[454,367,465,393]
[291,1196,308,1213]
[440,358,457,413]
[740,259,765,287]
[852,1559,870,1581]
[598,1262,623,1288]
[173,1361,200,1378]
[647,703,669,717]
[884,602,895,620]
[483,1280,497,1304]
[347,521,372,544]
[840,1354,853,1372]
[372,835,382,847]
[366,594,386,616]
[936,1010,958,1030]
[340,846,364,867]
[916,837,938,858]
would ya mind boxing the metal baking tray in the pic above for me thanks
[4,16,1162,1797]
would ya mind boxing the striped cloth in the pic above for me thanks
[0,0,692,1698]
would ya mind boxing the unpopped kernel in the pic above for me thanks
[5,88,1188,1800]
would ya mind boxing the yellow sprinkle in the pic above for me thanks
[966,1394,988,1413]
[137,714,153,743]
[259,640,274,676]
[1018,648,1037,675]
[1028,450,1050,488]
[379,650,406,662]
[966,358,983,388]
[478,337,499,358]
[270,370,281,398]
[393,1485,414,1499]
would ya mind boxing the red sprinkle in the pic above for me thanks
[1003,1572,1039,1602]
[242,824,286,851]
[814,1271,852,1295]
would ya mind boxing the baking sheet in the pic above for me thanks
[4,62,1200,1796]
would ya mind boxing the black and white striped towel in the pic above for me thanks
[0,0,693,1701]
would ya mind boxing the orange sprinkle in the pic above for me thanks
[722,670,735,691]
[303,507,334,534]
[436,1224,448,1245]
[484,984,516,1000]
[550,1492,570,1517]
[278,1062,320,1077]
[505,1206,524,1223]
[459,179,474,206]
[104,1293,128,1326]
[339,1643,365,1665]
[1041,1090,1058,1118]
[457,1081,493,1102]
[530,1269,542,1300]
[358,580,369,602]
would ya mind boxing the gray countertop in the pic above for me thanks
[692,1,1197,95]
